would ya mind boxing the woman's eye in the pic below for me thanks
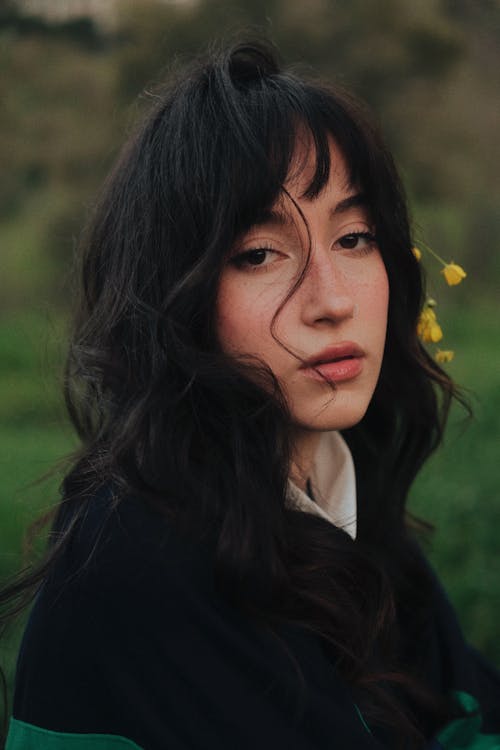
[230,248,275,269]
[337,231,377,252]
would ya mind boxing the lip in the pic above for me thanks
[300,342,365,383]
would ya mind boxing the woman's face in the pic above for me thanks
[216,137,389,434]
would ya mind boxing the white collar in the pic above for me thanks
[286,431,357,540]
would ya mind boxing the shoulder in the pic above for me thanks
[48,484,215,600]
[16,482,222,684]
[21,484,224,671]
[11,486,224,746]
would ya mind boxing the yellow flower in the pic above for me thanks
[412,246,422,261]
[435,349,454,363]
[441,262,467,286]
[417,304,443,343]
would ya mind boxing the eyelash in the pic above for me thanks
[230,231,378,270]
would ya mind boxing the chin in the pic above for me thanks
[293,394,373,433]
[296,409,369,433]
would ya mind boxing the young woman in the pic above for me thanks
[3,41,500,750]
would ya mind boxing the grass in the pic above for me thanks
[0,311,74,576]
[408,295,500,663]
[0,310,75,725]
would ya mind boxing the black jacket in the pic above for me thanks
[6,488,500,749]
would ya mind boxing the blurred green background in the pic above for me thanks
[1,0,499,719]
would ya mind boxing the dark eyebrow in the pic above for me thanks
[250,206,291,228]
[330,192,368,216]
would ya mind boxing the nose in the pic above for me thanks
[299,248,355,326]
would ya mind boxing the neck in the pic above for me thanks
[290,429,322,492]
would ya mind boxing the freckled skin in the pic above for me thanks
[216,138,389,446]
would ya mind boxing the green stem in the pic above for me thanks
[417,240,447,267]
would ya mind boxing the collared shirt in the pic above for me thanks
[286,430,357,540]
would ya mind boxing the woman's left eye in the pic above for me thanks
[336,231,377,253]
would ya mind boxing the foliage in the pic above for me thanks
[409,296,500,663]
[1,0,499,313]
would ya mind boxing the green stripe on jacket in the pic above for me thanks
[5,718,143,750]
[436,692,500,749]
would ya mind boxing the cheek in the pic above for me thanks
[215,287,240,353]
[216,307,246,355]
[215,280,270,355]
[372,271,390,326]
[362,261,389,332]
[340,251,389,316]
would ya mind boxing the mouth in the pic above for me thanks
[301,343,365,382]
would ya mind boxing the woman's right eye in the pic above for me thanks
[229,248,275,269]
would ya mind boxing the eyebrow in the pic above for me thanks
[330,192,368,216]
[250,192,368,228]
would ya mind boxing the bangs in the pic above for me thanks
[191,48,375,241]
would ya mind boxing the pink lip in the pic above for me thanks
[301,342,365,383]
